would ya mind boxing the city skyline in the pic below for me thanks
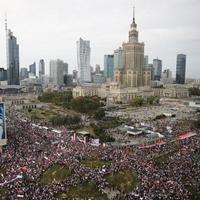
[0,0,199,78]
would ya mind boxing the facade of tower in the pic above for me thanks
[50,59,65,85]
[6,29,20,85]
[29,62,36,76]
[39,59,45,78]
[176,54,186,84]
[114,7,151,87]
[153,59,162,80]
[77,38,91,83]
[104,55,114,81]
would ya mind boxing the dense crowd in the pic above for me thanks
[0,106,199,199]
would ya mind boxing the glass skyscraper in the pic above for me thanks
[176,54,186,84]
[77,38,91,83]
[39,59,45,78]
[6,29,20,85]
[104,55,114,81]
[153,59,162,81]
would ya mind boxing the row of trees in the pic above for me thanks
[70,97,103,114]
[92,125,115,143]
[130,96,159,107]
[39,92,103,114]
[38,91,73,108]
[50,115,81,126]
[189,87,200,96]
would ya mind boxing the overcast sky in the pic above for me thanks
[0,0,199,78]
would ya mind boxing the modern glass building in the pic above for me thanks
[29,62,36,76]
[39,59,45,78]
[50,59,65,85]
[153,59,162,80]
[176,54,186,84]
[77,38,91,83]
[20,68,28,80]
[104,55,114,81]
[6,29,20,85]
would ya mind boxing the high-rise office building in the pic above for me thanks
[144,55,149,68]
[20,68,28,80]
[0,68,7,81]
[95,65,101,74]
[29,62,36,76]
[50,59,65,85]
[148,64,154,80]
[77,38,91,83]
[176,54,186,84]
[114,47,123,69]
[39,59,45,78]
[114,6,151,87]
[6,23,20,85]
[161,69,172,84]
[153,59,162,80]
[104,55,114,81]
[63,63,68,75]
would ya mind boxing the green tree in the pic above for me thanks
[94,108,105,120]
[189,87,200,96]
[70,97,102,114]
[131,96,144,107]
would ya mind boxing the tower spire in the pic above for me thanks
[133,5,135,22]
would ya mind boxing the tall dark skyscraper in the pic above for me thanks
[104,55,114,81]
[176,54,186,84]
[39,59,45,78]
[29,62,36,76]
[6,19,20,85]
[153,59,162,81]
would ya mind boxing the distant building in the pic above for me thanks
[0,68,7,81]
[144,55,149,68]
[92,74,106,84]
[114,47,123,69]
[153,59,162,80]
[49,59,66,85]
[95,64,101,74]
[6,29,20,85]
[72,70,78,83]
[77,38,91,83]
[104,55,114,81]
[29,62,36,76]
[161,69,173,84]
[64,74,73,86]
[39,59,45,78]
[148,64,154,80]
[20,68,28,80]
[176,54,186,84]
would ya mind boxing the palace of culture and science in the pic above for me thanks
[114,7,151,88]
[73,7,188,104]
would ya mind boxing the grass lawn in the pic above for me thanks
[81,159,111,169]
[22,108,58,120]
[56,181,108,200]
[40,164,72,185]
[105,169,138,193]
[0,188,7,200]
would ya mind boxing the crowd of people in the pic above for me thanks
[0,106,199,199]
